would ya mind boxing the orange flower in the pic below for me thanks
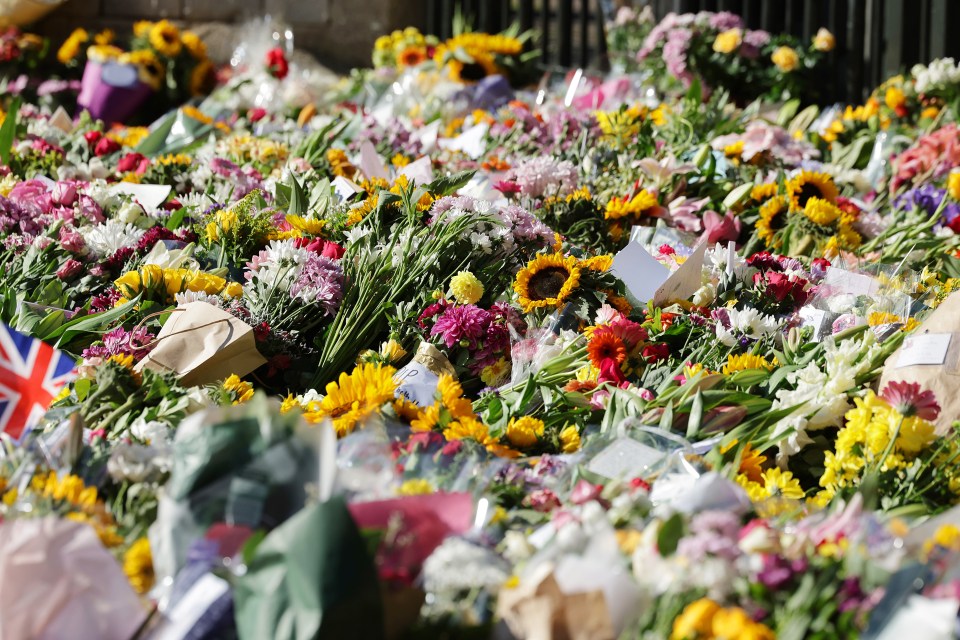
[397,46,428,67]
[587,327,627,368]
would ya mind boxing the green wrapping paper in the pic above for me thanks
[234,496,385,640]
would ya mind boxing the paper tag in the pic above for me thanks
[152,573,230,640]
[611,241,670,302]
[438,123,488,159]
[358,140,389,180]
[102,62,139,88]
[393,360,439,406]
[799,306,827,339]
[110,183,172,212]
[587,437,666,479]
[399,156,433,185]
[895,333,952,368]
[824,267,880,296]
[48,107,74,134]
[527,522,556,549]
[331,176,362,202]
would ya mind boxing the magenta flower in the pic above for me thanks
[701,209,742,245]
[881,381,941,420]
[430,304,491,349]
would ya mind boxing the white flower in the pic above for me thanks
[421,537,511,593]
[116,201,144,225]
[79,220,146,259]
[130,418,172,445]
[107,442,170,483]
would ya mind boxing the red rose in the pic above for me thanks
[117,152,149,174]
[93,137,120,157]
[83,130,102,147]
[642,343,670,363]
[265,47,289,80]
[248,107,268,122]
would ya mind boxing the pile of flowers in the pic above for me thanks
[3,8,960,640]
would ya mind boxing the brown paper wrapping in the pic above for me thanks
[135,301,267,387]
[413,342,457,378]
[879,292,960,434]
[496,563,616,640]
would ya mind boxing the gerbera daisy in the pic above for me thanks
[738,443,767,484]
[881,380,941,421]
[149,19,182,57]
[721,353,775,374]
[786,170,838,211]
[302,363,397,436]
[514,253,582,313]
[587,327,627,368]
[397,45,428,67]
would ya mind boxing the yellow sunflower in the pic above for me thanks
[123,49,165,90]
[133,21,154,38]
[448,48,500,83]
[181,30,207,60]
[786,170,838,211]
[302,363,397,436]
[123,538,154,594]
[149,19,182,57]
[190,59,215,96]
[286,215,327,236]
[57,28,89,64]
[514,253,582,313]
[757,196,786,247]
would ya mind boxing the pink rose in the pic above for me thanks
[56,258,83,279]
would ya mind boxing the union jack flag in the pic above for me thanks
[0,324,75,440]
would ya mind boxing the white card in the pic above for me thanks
[152,573,230,640]
[331,176,362,202]
[586,437,666,479]
[109,183,172,212]
[895,333,952,368]
[438,123,488,159]
[654,242,707,306]
[393,360,440,406]
[799,306,827,339]
[611,241,670,303]
[358,140,389,180]
[399,156,433,185]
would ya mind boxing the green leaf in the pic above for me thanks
[74,377,91,402]
[51,295,142,350]
[164,206,187,232]
[287,173,308,215]
[722,182,754,209]
[657,512,684,556]
[427,170,475,197]
[134,110,178,156]
[686,390,703,439]
[0,96,21,166]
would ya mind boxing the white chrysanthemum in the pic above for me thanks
[421,538,510,594]
[79,220,146,258]
[174,290,222,306]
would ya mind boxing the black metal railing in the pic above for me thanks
[425,0,960,104]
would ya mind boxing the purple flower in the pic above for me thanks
[508,156,578,198]
[756,554,806,590]
[430,304,491,349]
[709,11,743,30]
[289,254,344,316]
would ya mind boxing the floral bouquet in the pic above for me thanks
[60,21,214,123]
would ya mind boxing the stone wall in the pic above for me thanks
[35,0,427,71]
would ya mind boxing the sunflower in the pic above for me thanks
[448,48,499,83]
[514,253,582,313]
[756,195,786,248]
[579,254,613,272]
[802,197,841,226]
[786,170,838,211]
[302,363,397,436]
[123,538,155,594]
[181,30,207,60]
[190,59,215,96]
[57,28,89,64]
[397,45,428,68]
[587,329,627,368]
[133,21,154,38]
[123,49,165,90]
[149,19,182,57]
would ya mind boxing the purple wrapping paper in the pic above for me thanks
[77,61,153,124]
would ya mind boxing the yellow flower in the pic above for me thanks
[186,271,227,295]
[787,170,838,211]
[437,374,474,419]
[925,524,960,557]
[813,28,835,52]
[133,21,154,38]
[721,353,774,375]
[559,424,581,453]
[885,86,906,111]
[604,189,658,220]
[123,538,155,595]
[221,374,254,404]
[57,28,89,64]
[723,140,745,159]
[114,270,143,297]
[449,270,484,304]
[505,416,545,449]
[771,46,800,72]
[379,339,407,363]
[302,363,397,436]
[222,281,244,299]
[514,252,582,313]
[480,358,510,387]
[897,415,936,454]
[760,467,805,500]
[671,598,721,640]
[948,170,960,201]
[443,416,494,446]
[397,479,434,495]
[190,59,214,96]
[757,196,786,248]
[802,196,842,226]
[181,31,207,60]
[149,20,182,57]
[713,28,742,54]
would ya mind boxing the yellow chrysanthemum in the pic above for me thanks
[514,252,582,313]
[604,189,658,220]
[302,363,397,436]
[802,196,842,226]
[437,374,474,419]
[559,424,581,453]
[760,467,805,499]
[449,270,484,305]
[721,353,775,375]
[771,46,800,72]
[505,416,545,449]
[713,28,742,54]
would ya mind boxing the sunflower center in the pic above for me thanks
[528,267,570,300]
[797,183,823,209]
[459,62,488,82]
